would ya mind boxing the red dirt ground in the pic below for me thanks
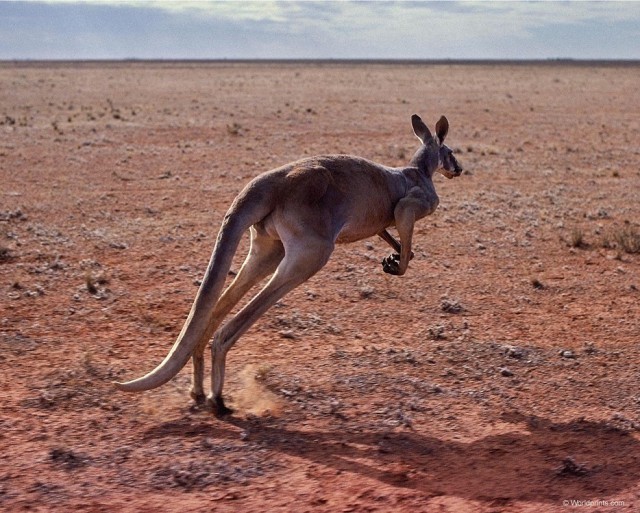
[1,61,639,512]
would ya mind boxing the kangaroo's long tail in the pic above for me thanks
[114,189,271,392]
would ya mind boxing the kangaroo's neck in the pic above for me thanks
[408,144,437,178]
[399,163,436,194]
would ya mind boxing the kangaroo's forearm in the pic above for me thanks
[378,229,401,253]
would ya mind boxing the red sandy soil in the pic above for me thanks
[1,61,639,512]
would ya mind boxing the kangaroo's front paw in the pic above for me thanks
[382,253,401,275]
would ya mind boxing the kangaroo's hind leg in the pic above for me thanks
[190,227,284,402]
[209,235,334,416]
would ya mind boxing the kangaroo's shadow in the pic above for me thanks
[144,413,640,504]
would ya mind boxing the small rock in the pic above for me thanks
[440,298,464,314]
[559,350,576,359]
[49,447,87,470]
[556,456,588,476]
[428,325,446,340]
[359,286,375,299]
[499,367,514,377]
[504,345,527,359]
[530,278,544,289]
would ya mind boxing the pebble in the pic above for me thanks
[504,345,526,359]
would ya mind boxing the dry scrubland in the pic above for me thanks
[1,61,639,512]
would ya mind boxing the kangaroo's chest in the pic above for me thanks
[334,202,396,244]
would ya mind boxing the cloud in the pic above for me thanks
[2,1,639,59]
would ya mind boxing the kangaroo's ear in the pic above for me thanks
[435,115,449,144]
[411,114,432,143]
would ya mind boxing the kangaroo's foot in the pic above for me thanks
[189,388,207,404]
[207,394,234,417]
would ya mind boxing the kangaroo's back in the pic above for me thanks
[283,155,407,243]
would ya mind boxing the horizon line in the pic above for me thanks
[2,57,640,67]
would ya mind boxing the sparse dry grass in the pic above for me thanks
[611,225,640,254]
[85,272,99,294]
[569,227,586,249]
[600,224,640,254]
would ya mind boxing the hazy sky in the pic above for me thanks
[1,1,639,60]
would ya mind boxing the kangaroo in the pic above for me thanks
[115,114,463,416]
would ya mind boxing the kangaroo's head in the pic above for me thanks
[410,114,463,179]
